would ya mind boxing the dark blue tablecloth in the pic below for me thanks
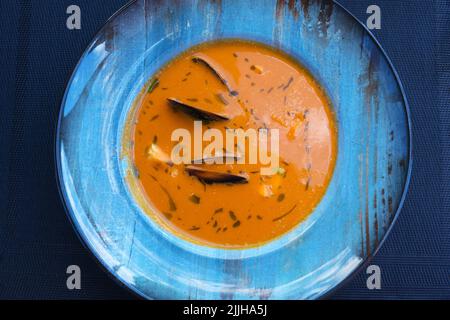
[0,0,448,299]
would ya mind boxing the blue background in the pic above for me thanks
[0,0,447,299]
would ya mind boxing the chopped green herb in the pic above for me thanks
[158,184,176,211]
[229,211,237,221]
[232,220,241,228]
[276,167,286,177]
[272,204,297,222]
[150,114,160,121]
[277,193,286,202]
[305,177,311,191]
[283,77,294,90]
[147,78,159,93]
[189,194,201,204]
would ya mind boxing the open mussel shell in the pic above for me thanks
[185,166,249,184]
[192,54,238,95]
[191,151,242,164]
[167,98,230,121]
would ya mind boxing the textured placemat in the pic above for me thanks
[0,0,447,299]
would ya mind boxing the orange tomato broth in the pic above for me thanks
[129,40,337,248]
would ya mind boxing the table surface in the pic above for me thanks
[0,0,448,299]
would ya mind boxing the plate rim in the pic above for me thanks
[54,0,413,300]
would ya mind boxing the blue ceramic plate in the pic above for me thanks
[56,0,411,299]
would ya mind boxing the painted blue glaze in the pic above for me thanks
[56,0,410,299]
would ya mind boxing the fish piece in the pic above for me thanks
[146,143,173,166]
